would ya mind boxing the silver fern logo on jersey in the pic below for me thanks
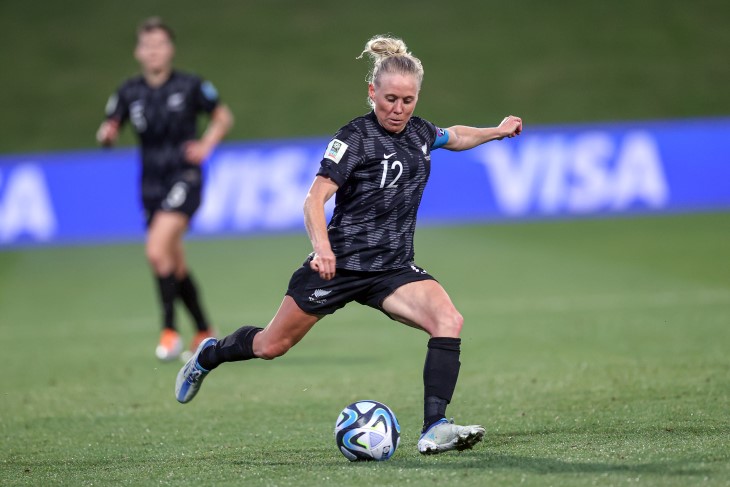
[167,93,185,111]
[324,139,349,164]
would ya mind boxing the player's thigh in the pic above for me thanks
[147,211,189,253]
[254,295,322,359]
[382,280,463,337]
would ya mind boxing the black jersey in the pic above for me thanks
[104,70,219,201]
[317,111,441,272]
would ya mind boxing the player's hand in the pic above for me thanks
[96,120,119,147]
[183,140,212,165]
[497,115,522,139]
[310,249,336,281]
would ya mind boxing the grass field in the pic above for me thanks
[2,1,728,484]
[1,213,729,486]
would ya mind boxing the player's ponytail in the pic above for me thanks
[358,35,424,107]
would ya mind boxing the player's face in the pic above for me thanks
[369,73,419,133]
[135,29,175,74]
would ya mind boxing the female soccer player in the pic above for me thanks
[97,17,233,361]
[176,35,521,454]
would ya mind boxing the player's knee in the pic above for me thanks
[146,244,175,274]
[145,245,164,269]
[257,338,293,360]
[434,307,463,337]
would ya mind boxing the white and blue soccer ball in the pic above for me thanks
[334,400,401,461]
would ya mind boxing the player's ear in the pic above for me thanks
[368,83,375,103]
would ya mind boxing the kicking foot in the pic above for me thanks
[175,337,217,403]
[181,329,217,362]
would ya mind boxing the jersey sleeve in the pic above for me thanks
[104,84,128,124]
[432,126,450,149]
[316,126,364,187]
[421,118,449,150]
[415,117,448,150]
[194,78,221,114]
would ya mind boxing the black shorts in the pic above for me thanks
[143,175,202,228]
[286,256,437,317]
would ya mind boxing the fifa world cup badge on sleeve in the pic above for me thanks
[201,80,219,102]
[324,139,349,164]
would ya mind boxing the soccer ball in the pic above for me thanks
[334,400,401,461]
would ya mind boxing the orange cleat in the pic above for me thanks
[155,329,182,361]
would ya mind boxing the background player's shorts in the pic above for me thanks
[286,255,437,317]
[143,176,202,228]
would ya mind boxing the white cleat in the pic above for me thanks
[175,337,217,403]
[417,418,485,455]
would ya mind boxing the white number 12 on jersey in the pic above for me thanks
[379,160,403,188]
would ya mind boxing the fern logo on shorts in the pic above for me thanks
[163,182,188,209]
[309,288,332,304]
[324,139,348,164]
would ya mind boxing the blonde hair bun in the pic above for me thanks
[358,34,424,98]
[360,35,410,60]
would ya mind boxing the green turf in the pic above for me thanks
[1,213,729,486]
[0,0,729,153]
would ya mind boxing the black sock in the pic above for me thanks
[177,273,209,331]
[422,337,461,432]
[424,396,449,431]
[198,325,263,371]
[156,273,178,330]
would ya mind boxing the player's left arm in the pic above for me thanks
[441,115,522,151]
[185,104,234,164]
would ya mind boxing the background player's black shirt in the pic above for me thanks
[317,111,441,272]
[105,70,219,202]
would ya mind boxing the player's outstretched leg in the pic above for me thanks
[175,337,217,403]
[174,297,319,404]
[417,419,485,455]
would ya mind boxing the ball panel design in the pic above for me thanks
[334,400,400,461]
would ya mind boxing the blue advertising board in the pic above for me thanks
[1,118,729,248]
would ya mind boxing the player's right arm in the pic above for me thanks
[307,125,363,279]
[96,89,127,147]
[96,119,120,147]
[304,175,339,281]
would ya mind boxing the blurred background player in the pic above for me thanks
[96,17,233,361]
[175,34,521,454]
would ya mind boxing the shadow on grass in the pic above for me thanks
[4,449,713,482]
[221,444,713,477]
[393,452,711,477]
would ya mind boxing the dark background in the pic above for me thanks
[1,0,727,153]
